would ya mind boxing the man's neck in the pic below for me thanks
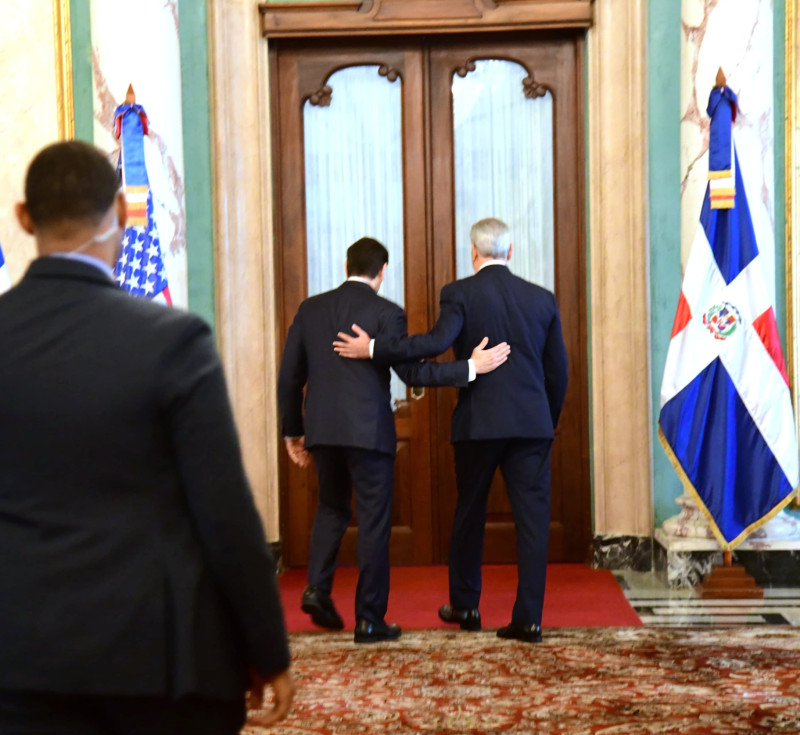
[347,274,381,293]
[476,258,509,271]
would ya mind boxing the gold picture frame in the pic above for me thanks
[788,0,800,503]
[53,0,74,140]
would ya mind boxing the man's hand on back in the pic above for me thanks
[333,324,371,359]
[471,337,511,374]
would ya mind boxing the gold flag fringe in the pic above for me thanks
[657,424,799,551]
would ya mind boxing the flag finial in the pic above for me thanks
[125,84,136,105]
[716,67,727,88]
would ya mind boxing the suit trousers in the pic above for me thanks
[0,690,245,735]
[450,438,553,625]
[309,445,395,623]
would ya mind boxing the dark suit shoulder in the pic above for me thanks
[105,289,211,341]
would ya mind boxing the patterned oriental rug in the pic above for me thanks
[245,627,800,734]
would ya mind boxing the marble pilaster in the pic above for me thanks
[0,1,62,282]
[587,0,653,537]
[207,0,280,538]
[90,0,188,307]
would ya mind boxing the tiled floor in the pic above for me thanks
[615,570,800,626]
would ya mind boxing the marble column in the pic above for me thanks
[587,0,653,539]
[90,0,188,308]
[207,0,280,538]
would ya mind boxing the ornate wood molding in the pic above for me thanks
[259,0,594,38]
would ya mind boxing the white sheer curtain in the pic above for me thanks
[303,65,406,403]
[452,60,555,289]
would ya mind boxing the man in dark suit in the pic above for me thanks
[0,141,293,733]
[334,218,568,643]
[277,237,509,643]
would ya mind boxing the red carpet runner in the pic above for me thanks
[279,563,641,631]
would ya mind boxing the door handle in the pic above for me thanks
[411,386,425,400]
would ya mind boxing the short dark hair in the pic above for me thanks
[24,140,120,229]
[346,237,389,278]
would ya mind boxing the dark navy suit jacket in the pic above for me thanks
[373,265,569,442]
[278,280,469,456]
[0,257,289,699]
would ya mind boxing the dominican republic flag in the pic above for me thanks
[0,241,10,294]
[659,84,799,550]
[112,96,172,305]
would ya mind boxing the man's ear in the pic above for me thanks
[507,242,513,261]
[380,262,388,279]
[344,259,350,278]
[15,202,35,235]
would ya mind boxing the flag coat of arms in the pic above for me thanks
[0,241,10,295]
[112,88,172,305]
[659,84,799,550]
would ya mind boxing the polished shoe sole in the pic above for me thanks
[301,601,344,630]
[496,627,542,643]
[438,606,481,631]
[353,631,402,643]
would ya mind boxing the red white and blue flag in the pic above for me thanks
[0,241,10,295]
[659,84,799,550]
[112,92,172,305]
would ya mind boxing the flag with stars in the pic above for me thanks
[0,240,10,295]
[112,97,171,305]
[658,84,799,550]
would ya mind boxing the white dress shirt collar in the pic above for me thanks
[346,275,374,286]
[478,259,509,271]
[49,252,115,280]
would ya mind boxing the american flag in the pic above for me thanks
[113,191,171,304]
[113,96,171,305]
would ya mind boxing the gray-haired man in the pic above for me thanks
[335,218,568,642]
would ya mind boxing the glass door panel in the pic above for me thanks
[303,65,406,403]
[452,59,554,289]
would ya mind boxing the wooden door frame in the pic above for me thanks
[259,0,594,38]
[207,0,653,558]
[265,0,594,566]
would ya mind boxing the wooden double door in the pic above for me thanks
[272,33,590,567]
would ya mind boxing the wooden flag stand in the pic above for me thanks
[700,551,763,599]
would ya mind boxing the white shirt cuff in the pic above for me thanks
[467,359,476,382]
[369,339,375,358]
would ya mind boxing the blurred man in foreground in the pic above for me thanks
[0,141,293,733]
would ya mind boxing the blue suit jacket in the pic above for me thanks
[278,280,469,456]
[373,265,568,442]
[0,257,289,699]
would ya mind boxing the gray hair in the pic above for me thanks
[470,217,511,259]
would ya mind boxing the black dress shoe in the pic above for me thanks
[353,618,402,643]
[301,586,344,630]
[438,604,482,631]
[497,621,543,643]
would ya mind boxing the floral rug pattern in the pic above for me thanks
[245,627,800,734]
